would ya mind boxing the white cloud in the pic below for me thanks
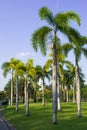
[16,52,34,58]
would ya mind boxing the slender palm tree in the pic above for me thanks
[28,66,37,102]
[24,59,35,116]
[63,30,87,117]
[31,6,80,123]
[2,58,17,106]
[65,63,76,103]
[35,65,51,105]
[62,69,74,102]
[13,59,25,111]
[46,40,72,110]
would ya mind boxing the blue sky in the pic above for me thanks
[0,0,87,91]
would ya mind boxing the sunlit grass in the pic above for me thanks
[2,102,87,130]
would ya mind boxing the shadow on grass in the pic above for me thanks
[2,102,87,130]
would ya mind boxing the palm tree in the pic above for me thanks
[35,65,51,105]
[17,78,25,103]
[2,58,17,106]
[62,69,74,102]
[65,63,76,103]
[28,67,37,103]
[31,6,80,123]
[24,59,35,116]
[46,41,73,110]
[13,59,25,111]
[63,30,87,117]
[4,79,11,101]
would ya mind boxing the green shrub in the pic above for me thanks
[2,99,8,105]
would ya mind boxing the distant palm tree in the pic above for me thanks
[24,59,35,116]
[17,78,25,103]
[4,79,11,100]
[13,59,25,111]
[2,58,17,106]
[63,30,87,117]
[65,63,76,103]
[31,6,80,123]
[35,65,51,105]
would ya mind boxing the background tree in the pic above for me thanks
[13,59,25,111]
[63,31,87,117]
[2,58,17,106]
[24,59,35,116]
[35,65,51,105]
[4,79,11,100]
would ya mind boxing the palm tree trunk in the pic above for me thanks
[42,78,45,106]
[22,86,25,103]
[75,57,82,117]
[16,76,18,111]
[34,87,37,102]
[57,78,61,111]
[16,75,18,111]
[66,88,69,102]
[25,78,29,116]
[24,78,26,105]
[52,38,58,124]
[62,85,66,102]
[11,71,13,106]
[73,85,75,103]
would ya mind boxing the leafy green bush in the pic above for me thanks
[1,99,8,105]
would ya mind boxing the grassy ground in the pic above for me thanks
[2,102,87,130]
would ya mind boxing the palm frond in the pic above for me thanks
[1,62,10,70]
[66,62,75,73]
[35,65,43,76]
[3,68,10,77]
[57,53,65,62]
[26,59,34,70]
[45,59,52,71]
[11,58,20,65]
[66,27,81,43]
[1,62,11,77]
[10,63,16,69]
[16,62,24,69]
[65,11,81,25]
[62,43,73,56]
[55,11,80,29]
[74,48,81,61]
[82,48,87,58]
[31,26,52,55]
[80,36,87,45]
[39,6,54,26]
[28,68,36,79]
[63,60,73,67]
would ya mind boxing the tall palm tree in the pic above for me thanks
[35,65,51,105]
[2,58,17,106]
[31,6,80,123]
[63,30,87,117]
[13,59,25,111]
[46,41,72,110]
[24,59,35,116]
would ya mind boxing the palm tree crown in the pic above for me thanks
[31,7,80,55]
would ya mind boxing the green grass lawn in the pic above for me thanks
[2,102,87,130]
